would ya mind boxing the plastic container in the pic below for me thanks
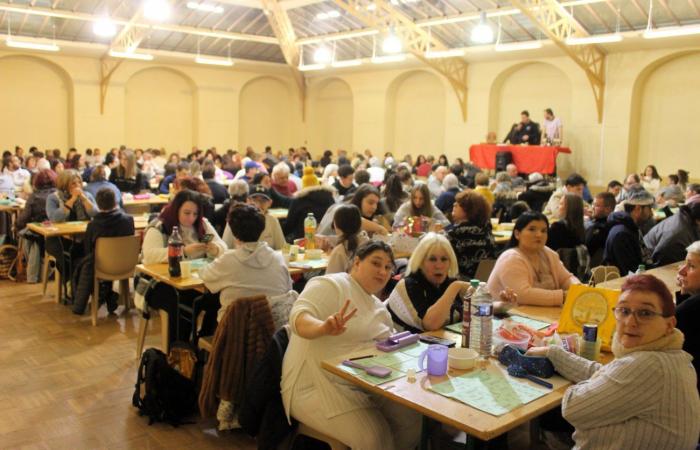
[448,348,478,370]
[492,329,530,352]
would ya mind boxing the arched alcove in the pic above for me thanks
[0,55,73,150]
[125,67,196,153]
[385,70,445,159]
[488,62,572,144]
[238,76,293,153]
[308,78,353,153]
[629,51,700,177]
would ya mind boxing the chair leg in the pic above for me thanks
[159,309,169,354]
[120,279,130,314]
[41,253,50,295]
[136,312,148,359]
[92,277,99,327]
[55,268,62,304]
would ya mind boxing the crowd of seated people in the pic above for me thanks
[2,142,699,448]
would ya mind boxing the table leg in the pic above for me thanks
[419,416,431,450]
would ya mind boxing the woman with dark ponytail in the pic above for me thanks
[325,204,368,274]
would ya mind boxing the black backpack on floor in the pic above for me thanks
[132,348,197,426]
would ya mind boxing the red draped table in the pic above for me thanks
[469,144,571,174]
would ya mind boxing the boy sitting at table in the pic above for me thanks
[71,188,135,315]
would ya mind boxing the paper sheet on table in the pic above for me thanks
[445,315,551,334]
[429,370,548,416]
[288,259,328,270]
[187,258,210,270]
[336,341,430,384]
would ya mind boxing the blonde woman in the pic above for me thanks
[109,149,147,194]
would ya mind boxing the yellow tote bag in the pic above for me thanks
[558,284,621,351]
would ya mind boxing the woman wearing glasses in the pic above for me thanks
[528,274,699,449]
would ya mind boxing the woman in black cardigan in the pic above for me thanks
[547,193,585,251]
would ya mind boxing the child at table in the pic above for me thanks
[325,204,368,274]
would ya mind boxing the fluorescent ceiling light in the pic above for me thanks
[331,59,362,68]
[195,55,233,66]
[565,34,622,45]
[186,2,224,13]
[495,40,543,52]
[470,12,494,44]
[92,17,117,38]
[299,63,326,71]
[109,50,154,60]
[643,24,700,39]
[366,3,376,11]
[371,54,405,64]
[313,46,332,64]
[6,38,59,52]
[316,10,340,20]
[425,49,464,59]
[382,33,402,54]
[143,0,171,22]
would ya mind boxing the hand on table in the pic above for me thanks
[498,288,518,305]
[525,346,549,357]
[322,299,357,336]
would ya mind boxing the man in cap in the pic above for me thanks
[240,160,259,184]
[603,190,655,274]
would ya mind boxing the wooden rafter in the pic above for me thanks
[331,0,469,122]
[510,0,607,123]
[259,0,307,121]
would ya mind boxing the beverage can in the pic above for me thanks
[582,323,598,342]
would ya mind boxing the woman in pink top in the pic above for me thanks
[487,211,580,306]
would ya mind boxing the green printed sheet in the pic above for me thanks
[337,341,430,385]
[429,370,548,416]
[445,315,551,334]
[288,259,328,270]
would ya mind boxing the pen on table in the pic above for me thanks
[349,354,375,361]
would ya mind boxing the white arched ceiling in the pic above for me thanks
[0,55,73,150]
[238,76,293,153]
[309,78,354,154]
[125,67,196,153]
[490,62,572,144]
[634,52,700,178]
[386,70,446,159]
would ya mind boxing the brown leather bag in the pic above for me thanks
[167,343,198,381]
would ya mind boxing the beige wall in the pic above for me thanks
[1,44,699,185]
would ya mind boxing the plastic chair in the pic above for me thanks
[92,236,140,326]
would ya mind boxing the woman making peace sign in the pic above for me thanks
[281,240,421,450]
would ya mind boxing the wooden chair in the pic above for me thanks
[474,259,497,282]
[293,423,349,450]
[136,308,170,358]
[42,254,61,301]
[590,265,621,285]
[92,236,140,326]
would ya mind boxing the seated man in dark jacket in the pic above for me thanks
[585,192,616,267]
[72,188,135,315]
[603,190,654,275]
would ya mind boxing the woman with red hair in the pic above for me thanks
[17,169,58,283]
[140,189,226,345]
[528,274,699,449]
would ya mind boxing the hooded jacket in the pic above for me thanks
[644,205,700,266]
[199,241,293,322]
[283,185,336,242]
[603,211,652,275]
[519,180,555,212]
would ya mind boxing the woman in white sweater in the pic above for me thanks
[200,203,292,321]
[325,204,369,274]
[528,274,700,449]
[281,241,421,449]
[141,190,226,344]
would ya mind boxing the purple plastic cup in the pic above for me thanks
[419,344,448,376]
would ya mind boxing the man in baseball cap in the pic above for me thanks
[604,190,655,274]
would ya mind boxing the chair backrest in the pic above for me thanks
[95,235,141,280]
[474,259,497,282]
[590,265,621,285]
[556,245,591,281]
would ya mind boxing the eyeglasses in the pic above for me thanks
[612,307,668,322]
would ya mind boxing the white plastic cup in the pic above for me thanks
[180,261,192,278]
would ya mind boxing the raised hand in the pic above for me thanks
[322,299,357,336]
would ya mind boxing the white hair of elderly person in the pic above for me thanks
[442,173,460,191]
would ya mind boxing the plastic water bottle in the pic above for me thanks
[469,282,493,357]
[304,213,317,250]
[8,186,15,202]
[635,264,646,274]
[461,280,480,349]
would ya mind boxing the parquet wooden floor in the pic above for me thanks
[0,280,257,450]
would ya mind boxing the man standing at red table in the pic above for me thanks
[542,108,563,145]
[504,110,541,145]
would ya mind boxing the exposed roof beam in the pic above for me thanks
[331,0,469,122]
[0,2,278,45]
[259,0,307,120]
[510,0,606,123]
[216,0,327,10]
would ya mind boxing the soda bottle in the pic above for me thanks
[304,213,317,250]
[168,226,184,277]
